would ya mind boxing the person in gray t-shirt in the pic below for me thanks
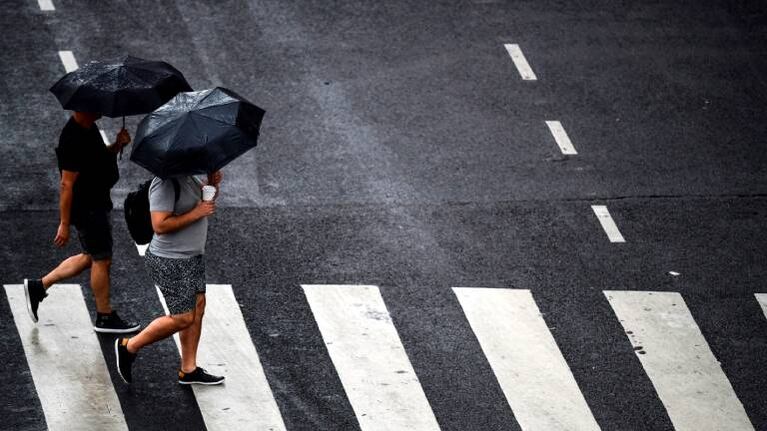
[148,176,209,258]
[114,171,226,386]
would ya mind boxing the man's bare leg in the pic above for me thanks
[90,259,112,314]
[179,294,206,373]
[41,253,91,289]
[115,311,193,384]
[126,311,195,353]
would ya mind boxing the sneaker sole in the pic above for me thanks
[114,339,131,384]
[178,379,225,386]
[23,279,38,323]
[94,325,141,334]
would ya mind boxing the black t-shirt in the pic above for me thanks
[55,118,119,223]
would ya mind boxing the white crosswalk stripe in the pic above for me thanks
[303,284,440,431]
[605,291,754,431]
[454,287,600,431]
[155,284,286,431]
[4,284,128,431]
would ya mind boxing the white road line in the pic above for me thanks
[100,130,109,146]
[756,294,767,319]
[546,120,578,155]
[453,287,601,431]
[38,0,55,11]
[591,205,626,243]
[58,50,78,73]
[503,43,537,81]
[604,291,754,431]
[155,284,286,431]
[302,284,440,431]
[3,284,127,431]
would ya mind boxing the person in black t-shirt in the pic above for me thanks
[22,111,140,333]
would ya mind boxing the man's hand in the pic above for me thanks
[207,171,223,187]
[54,223,70,247]
[115,128,131,149]
[191,200,216,220]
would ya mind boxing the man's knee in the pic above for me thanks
[76,253,92,267]
[91,257,111,268]
[195,295,206,316]
[174,311,195,329]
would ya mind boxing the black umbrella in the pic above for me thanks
[49,55,192,121]
[130,87,265,179]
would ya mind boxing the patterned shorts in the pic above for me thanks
[144,249,206,315]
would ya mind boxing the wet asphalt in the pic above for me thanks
[1,0,766,430]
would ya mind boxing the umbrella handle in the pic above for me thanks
[119,116,125,160]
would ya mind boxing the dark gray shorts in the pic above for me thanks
[144,250,206,315]
[73,210,112,261]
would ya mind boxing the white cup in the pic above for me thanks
[202,185,216,201]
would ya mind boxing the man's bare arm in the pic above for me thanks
[54,170,78,247]
[150,201,216,235]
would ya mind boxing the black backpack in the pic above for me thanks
[124,178,180,245]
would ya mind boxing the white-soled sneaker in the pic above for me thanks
[178,367,225,385]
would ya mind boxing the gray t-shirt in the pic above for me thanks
[148,176,208,258]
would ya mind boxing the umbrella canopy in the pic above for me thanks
[130,87,265,179]
[49,55,192,117]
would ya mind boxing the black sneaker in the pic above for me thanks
[94,311,141,334]
[178,367,225,385]
[23,279,47,323]
[114,338,136,384]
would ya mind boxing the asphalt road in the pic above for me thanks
[1,0,766,430]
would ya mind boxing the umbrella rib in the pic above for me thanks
[191,89,215,110]
[189,107,235,124]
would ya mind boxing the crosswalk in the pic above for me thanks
[3,283,762,430]
[454,288,600,430]
[156,284,286,431]
[303,284,440,431]
[4,284,128,431]
[605,291,754,431]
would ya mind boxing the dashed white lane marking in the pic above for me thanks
[605,291,754,431]
[156,284,286,431]
[4,284,128,431]
[58,50,78,73]
[546,120,578,155]
[37,0,54,11]
[591,205,626,243]
[100,130,109,146]
[756,294,767,319]
[302,284,440,431]
[503,43,537,81]
[454,287,601,431]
